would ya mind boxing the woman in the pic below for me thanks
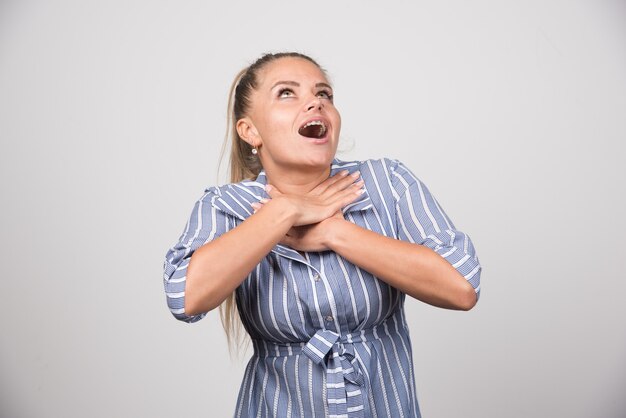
[163,52,481,417]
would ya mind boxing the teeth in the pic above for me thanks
[304,120,325,128]
[299,119,327,138]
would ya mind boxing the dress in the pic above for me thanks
[163,158,481,418]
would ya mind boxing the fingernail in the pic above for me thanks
[340,170,349,176]
[355,180,364,186]
[355,188,365,195]
[259,198,269,203]
[265,185,272,192]
[351,171,361,178]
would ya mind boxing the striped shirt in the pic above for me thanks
[163,158,481,417]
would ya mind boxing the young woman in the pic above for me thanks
[163,52,481,417]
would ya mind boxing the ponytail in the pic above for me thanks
[217,52,324,356]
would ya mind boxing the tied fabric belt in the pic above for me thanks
[252,323,393,418]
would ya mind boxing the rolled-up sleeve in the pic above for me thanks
[163,189,231,322]
[390,160,482,298]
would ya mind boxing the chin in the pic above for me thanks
[300,149,336,167]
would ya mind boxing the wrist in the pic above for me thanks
[265,195,299,226]
[323,216,350,250]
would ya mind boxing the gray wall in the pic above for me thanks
[1,1,625,417]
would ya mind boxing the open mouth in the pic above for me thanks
[298,120,327,139]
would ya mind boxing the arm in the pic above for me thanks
[280,217,477,310]
[179,172,364,316]
[389,160,481,307]
[183,198,296,315]
[327,220,476,310]
[277,160,481,310]
[163,191,224,323]
[164,193,300,321]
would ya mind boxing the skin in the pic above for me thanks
[184,57,476,315]
[236,56,342,194]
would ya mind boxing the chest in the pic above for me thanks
[234,207,403,342]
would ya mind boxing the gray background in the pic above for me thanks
[1,0,625,417]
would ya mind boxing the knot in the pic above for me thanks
[302,329,339,364]
[336,341,364,387]
[302,329,365,387]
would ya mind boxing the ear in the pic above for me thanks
[236,117,261,147]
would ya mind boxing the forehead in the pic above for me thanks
[257,57,330,87]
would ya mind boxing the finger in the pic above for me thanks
[251,197,270,209]
[325,178,364,205]
[327,181,365,212]
[321,171,361,197]
[310,170,350,195]
[299,181,363,223]
[265,184,282,198]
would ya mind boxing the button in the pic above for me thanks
[325,315,334,322]
[313,273,320,282]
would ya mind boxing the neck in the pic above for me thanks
[263,162,332,195]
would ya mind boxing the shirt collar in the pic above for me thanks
[210,159,372,221]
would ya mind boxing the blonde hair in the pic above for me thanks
[218,52,324,355]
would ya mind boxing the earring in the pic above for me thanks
[251,147,258,155]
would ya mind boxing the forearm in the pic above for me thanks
[326,219,477,310]
[185,198,296,315]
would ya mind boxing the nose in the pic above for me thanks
[306,96,324,112]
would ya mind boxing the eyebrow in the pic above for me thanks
[271,81,333,90]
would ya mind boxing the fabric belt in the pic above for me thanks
[252,320,396,418]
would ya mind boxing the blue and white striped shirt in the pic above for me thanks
[163,158,481,417]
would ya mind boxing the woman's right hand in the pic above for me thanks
[254,170,364,226]
[183,170,362,315]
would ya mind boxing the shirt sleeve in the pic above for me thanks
[163,189,232,322]
[389,159,482,298]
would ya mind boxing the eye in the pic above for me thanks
[278,88,295,98]
[317,90,334,101]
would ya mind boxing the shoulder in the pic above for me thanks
[199,177,266,221]
[335,157,419,195]
[333,157,400,175]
